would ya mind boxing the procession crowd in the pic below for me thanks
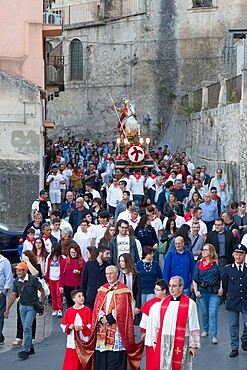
[1,135,247,369]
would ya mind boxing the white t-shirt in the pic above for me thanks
[22,240,34,253]
[117,210,131,222]
[106,185,122,207]
[73,231,93,260]
[91,224,108,246]
[145,176,156,189]
[47,173,63,191]
[150,217,163,237]
[116,235,130,258]
[129,175,145,195]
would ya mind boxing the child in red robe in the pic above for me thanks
[61,290,92,370]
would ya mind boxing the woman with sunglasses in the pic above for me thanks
[192,243,223,344]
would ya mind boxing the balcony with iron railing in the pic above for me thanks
[43,0,141,27]
[43,0,63,36]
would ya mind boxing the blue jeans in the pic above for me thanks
[228,310,247,350]
[141,293,155,306]
[197,292,221,337]
[19,304,36,352]
[133,195,143,207]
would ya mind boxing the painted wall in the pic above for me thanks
[0,0,43,86]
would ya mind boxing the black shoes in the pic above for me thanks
[18,351,29,360]
[229,350,239,358]
[242,342,247,351]
[0,334,5,345]
[29,347,35,355]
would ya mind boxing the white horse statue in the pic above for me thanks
[122,101,138,138]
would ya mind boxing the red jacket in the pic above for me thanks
[59,257,85,288]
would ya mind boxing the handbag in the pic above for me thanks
[158,240,168,254]
[33,300,44,314]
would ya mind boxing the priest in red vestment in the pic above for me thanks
[153,276,200,370]
[75,265,144,370]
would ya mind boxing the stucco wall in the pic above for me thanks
[0,0,43,86]
[0,71,43,226]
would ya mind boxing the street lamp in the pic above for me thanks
[146,137,150,152]
[139,137,144,145]
[124,138,129,145]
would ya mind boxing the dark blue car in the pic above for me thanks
[0,222,23,263]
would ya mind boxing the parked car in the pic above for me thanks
[0,222,23,263]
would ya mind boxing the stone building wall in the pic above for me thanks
[0,71,43,226]
[46,0,178,141]
[46,0,247,142]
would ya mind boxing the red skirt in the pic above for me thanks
[62,348,85,370]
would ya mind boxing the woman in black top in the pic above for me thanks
[135,214,159,261]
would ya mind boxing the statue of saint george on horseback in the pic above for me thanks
[111,97,139,138]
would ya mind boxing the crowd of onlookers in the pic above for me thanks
[1,135,247,362]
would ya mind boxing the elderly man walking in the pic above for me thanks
[75,265,144,369]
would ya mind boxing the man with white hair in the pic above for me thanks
[76,265,143,369]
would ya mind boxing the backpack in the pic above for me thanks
[38,200,49,221]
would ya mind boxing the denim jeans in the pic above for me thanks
[197,292,221,337]
[228,310,247,350]
[19,304,36,352]
[141,293,155,306]
[133,195,143,208]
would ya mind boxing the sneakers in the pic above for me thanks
[12,338,22,347]
[57,310,63,317]
[18,351,29,360]
[201,331,209,338]
[212,337,218,344]
[52,310,58,316]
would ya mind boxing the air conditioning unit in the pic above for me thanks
[43,12,62,25]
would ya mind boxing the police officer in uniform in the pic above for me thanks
[222,244,247,357]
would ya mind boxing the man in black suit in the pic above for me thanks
[206,217,235,266]
[222,244,247,358]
